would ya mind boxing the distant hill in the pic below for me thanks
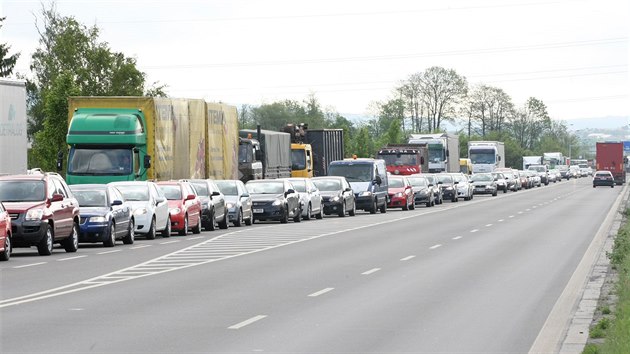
[565,116,629,131]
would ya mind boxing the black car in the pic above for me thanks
[593,171,614,188]
[311,176,356,217]
[245,179,301,223]
[435,173,458,202]
[181,179,228,231]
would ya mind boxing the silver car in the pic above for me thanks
[285,178,323,220]
[109,181,171,239]
[450,173,474,201]
[214,179,253,227]
[182,179,229,231]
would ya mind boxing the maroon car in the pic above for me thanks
[0,172,80,256]
[0,202,11,261]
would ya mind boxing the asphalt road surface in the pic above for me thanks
[0,177,621,353]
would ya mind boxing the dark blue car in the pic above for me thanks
[70,184,134,247]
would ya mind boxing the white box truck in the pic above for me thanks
[468,141,505,173]
[408,133,460,173]
[0,79,27,175]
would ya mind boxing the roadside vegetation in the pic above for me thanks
[582,207,630,354]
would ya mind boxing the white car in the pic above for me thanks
[450,173,474,201]
[109,181,171,239]
[284,178,323,220]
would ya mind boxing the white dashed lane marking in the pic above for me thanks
[13,262,47,269]
[308,288,334,297]
[429,244,442,250]
[228,315,267,329]
[400,255,416,261]
[362,268,381,275]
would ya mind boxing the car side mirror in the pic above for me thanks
[241,193,250,198]
[144,155,152,169]
[344,187,352,192]
[211,191,221,196]
[111,200,123,206]
[185,194,196,201]
[374,175,382,185]
[285,189,295,197]
[50,194,64,203]
[155,197,165,205]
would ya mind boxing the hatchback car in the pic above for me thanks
[435,173,458,202]
[285,178,323,220]
[387,175,415,210]
[70,184,134,247]
[246,179,302,223]
[593,171,614,188]
[406,175,434,207]
[421,174,443,204]
[0,172,80,256]
[311,176,356,217]
[470,173,498,196]
[0,202,11,261]
[182,179,228,231]
[110,181,171,239]
[491,172,508,193]
[215,179,253,226]
[450,173,474,201]
[157,181,202,235]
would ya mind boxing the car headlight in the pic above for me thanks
[331,196,340,202]
[134,208,148,216]
[394,192,403,198]
[170,208,181,215]
[359,191,372,197]
[226,203,234,209]
[445,186,453,190]
[89,216,107,223]
[25,208,44,221]
[201,203,209,210]
[272,199,282,206]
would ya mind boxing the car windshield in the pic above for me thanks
[114,185,149,201]
[158,185,182,200]
[407,177,428,187]
[436,175,452,184]
[492,173,504,179]
[215,181,238,196]
[389,178,404,188]
[0,181,46,202]
[73,189,107,207]
[312,179,341,192]
[452,175,466,183]
[471,174,493,182]
[246,181,284,194]
[288,180,306,192]
[328,163,373,182]
[191,182,209,197]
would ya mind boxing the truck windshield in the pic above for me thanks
[470,149,496,164]
[376,153,418,166]
[428,145,444,163]
[328,164,373,182]
[0,181,46,202]
[238,144,254,163]
[68,148,132,175]
[291,150,307,170]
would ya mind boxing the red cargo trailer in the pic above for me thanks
[596,142,626,185]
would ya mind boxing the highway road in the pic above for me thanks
[0,177,623,353]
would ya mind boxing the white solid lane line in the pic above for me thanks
[429,244,442,250]
[98,250,121,255]
[13,262,47,269]
[362,268,381,275]
[57,255,87,261]
[308,288,335,297]
[228,315,267,329]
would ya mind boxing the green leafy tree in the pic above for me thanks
[354,126,374,158]
[0,17,20,77]
[27,4,149,168]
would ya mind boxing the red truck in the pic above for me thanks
[595,142,627,185]
[376,144,428,175]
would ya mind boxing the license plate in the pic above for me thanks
[253,208,264,213]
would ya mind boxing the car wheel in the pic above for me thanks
[179,214,188,236]
[123,218,135,244]
[234,208,243,227]
[37,224,54,256]
[206,209,216,231]
[146,218,157,240]
[192,215,202,234]
[218,211,229,229]
[293,206,302,222]
[493,190,497,196]
[409,197,415,210]
[379,200,387,213]
[104,222,116,247]
[280,207,289,224]
[304,204,311,221]
[161,217,171,238]
[315,207,323,219]
[1,234,11,261]
[63,222,79,253]
[338,201,346,217]
[426,201,431,207]
[402,199,409,211]
[244,211,253,226]
[611,185,614,188]
[349,201,356,216]
[369,199,377,214]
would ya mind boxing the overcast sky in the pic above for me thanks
[2,0,628,122]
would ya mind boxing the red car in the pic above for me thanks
[156,181,202,236]
[387,175,415,210]
[1,202,11,261]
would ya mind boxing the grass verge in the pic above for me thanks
[583,208,630,353]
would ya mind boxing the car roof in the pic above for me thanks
[70,184,108,190]
[0,174,45,181]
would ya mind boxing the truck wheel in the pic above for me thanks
[161,217,171,238]
[63,223,79,253]
[123,218,135,244]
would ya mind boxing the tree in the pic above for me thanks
[419,66,468,132]
[27,4,149,168]
[508,97,550,150]
[464,84,514,138]
[0,17,20,77]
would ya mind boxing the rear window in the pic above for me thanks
[596,172,611,177]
